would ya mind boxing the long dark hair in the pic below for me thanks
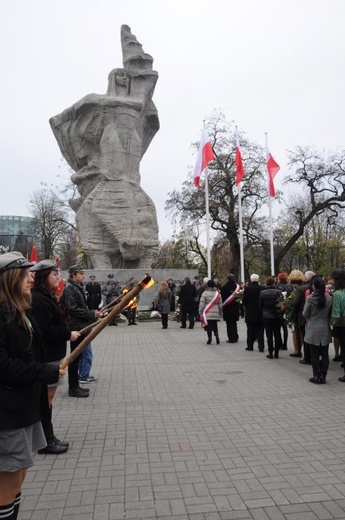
[312,276,327,308]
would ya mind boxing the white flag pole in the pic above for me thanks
[205,166,212,279]
[238,186,245,283]
[235,127,245,284]
[265,132,275,276]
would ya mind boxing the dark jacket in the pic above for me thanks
[31,287,71,362]
[276,282,293,296]
[102,281,121,305]
[242,282,264,323]
[293,281,313,326]
[85,282,102,310]
[179,282,197,310]
[62,279,95,331]
[221,281,240,322]
[0,305,59,429]
[259,287,282,320]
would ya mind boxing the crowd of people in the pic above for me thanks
[1,252,345,519]
[162,270,345,389]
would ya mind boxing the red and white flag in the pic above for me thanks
[266,152,280,197]
[235,135,245,185]
[193,128,216,188]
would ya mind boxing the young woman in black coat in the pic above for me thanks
[30,260,80,454]
[0,252,64,520]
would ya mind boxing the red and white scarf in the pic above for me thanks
[222,284,241,307]
[201,291,221,326]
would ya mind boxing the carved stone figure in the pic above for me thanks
[50,25,159,269]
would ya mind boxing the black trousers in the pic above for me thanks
[281,320,288,348]
[299,323,311,363]
[308,342,329,376]
[226,320,239,342]
[206,320,219,339]
[68,336,84,389]
[335,327,345,369]
[181,307,195,329]
[246,322,265,350]
[161,313,168,329]
[263,318,283,355]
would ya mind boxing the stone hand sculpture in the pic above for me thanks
[50,25,159,269]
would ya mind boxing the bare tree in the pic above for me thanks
[165,111,269,279]
[274,146,345,273]
[29,189,73,259]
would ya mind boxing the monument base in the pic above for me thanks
[61,269,199,310]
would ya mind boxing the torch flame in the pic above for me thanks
[139,276,155,289]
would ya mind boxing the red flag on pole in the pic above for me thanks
[266,153,280,197]
[235,135,245,185]
[193,128,216,188]
[30,244,39,263]
[54,256,66,297]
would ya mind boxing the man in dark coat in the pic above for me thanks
[242,274,265,352]
[62,265,100,397]
[259,276,283,359]
[86,275,102,310]
[221,274,240,343]
[178,277,197,329]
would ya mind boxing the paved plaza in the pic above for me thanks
[22,318,345,520]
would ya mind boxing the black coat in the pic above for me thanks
[0,305,59,429]
[62,280,96,331]
[259,287,282,320]
[293,281,313,326]
[85,282,102,310]
[242,282,264,323]
[179,282,197,310]
[221,281,240,322]
[31,287,71,362]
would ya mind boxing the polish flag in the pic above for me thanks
[235,135,245,185]
[193,128,216,188]
[266,152,280,197]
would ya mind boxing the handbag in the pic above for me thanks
[330,316,345,327]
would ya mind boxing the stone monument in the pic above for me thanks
[50,25,159,269]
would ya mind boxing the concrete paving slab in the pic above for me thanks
[21,319,345,519]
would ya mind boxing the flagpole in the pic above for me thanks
[205,166,212,279]
[235,127,245,284]
[265,132,275,276]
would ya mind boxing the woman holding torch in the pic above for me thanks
[30,260,81,454]
[0,252,65,520]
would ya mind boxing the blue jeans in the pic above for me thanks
[78,343,93,379]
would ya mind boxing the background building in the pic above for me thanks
[0,215,38,257]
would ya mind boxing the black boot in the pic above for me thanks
[38,406,68,454]
[215,335,220,345]
[207,333,212,345]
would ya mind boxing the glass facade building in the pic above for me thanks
[0,215,37,256]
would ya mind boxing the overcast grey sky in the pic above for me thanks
[1,0,344,241]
